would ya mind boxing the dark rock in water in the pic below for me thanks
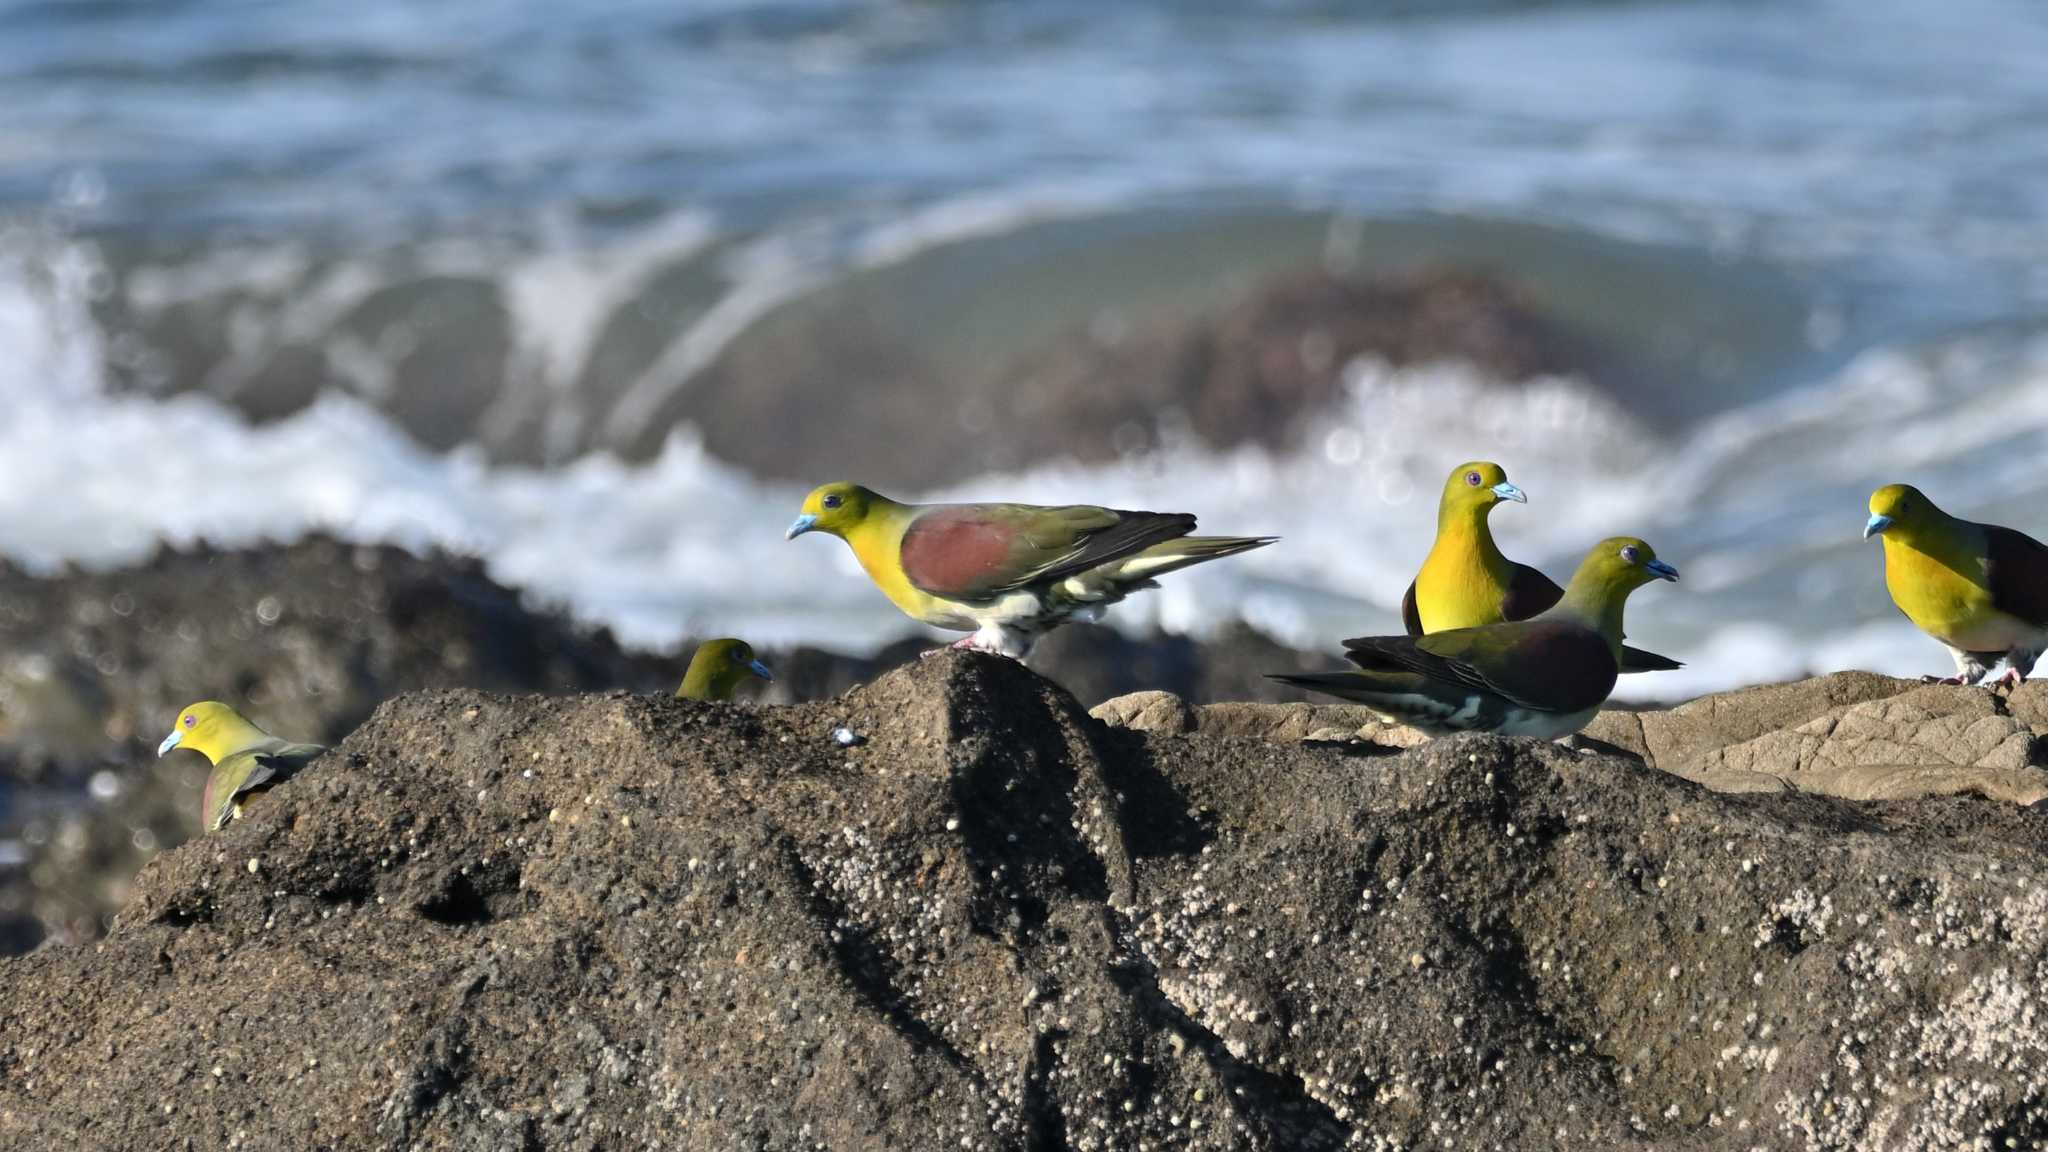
[760,635,929,704]
[0,914,41,956]
[0,537,672,758]
[100,211,1816,481]
[4,655,2047,1149]
[680,261,1594,490]
[656,210,1814,489]
[979,267,1592,472]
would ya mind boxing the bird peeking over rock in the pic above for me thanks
[158,702,327,832]
[676,638,774,701]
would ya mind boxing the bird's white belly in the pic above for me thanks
[1946,612,2046,653]
[1360,692,1598,742]
[1495,706,1599,741]
[967,590,1056,627]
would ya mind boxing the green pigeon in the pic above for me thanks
[1275,536,1680,739]
[158,702,328,832]
[1402,460,1681,673]
[676,638,774,700]
[787,482,1275,657]
[1864,483,2048,688]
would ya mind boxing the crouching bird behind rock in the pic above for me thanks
[1864,483,2048,688]
[676,638,774,701]
[1273,537,1679,740]
[786,482,1274,658]
[158,702,327,832]
[1403,460,1681,674]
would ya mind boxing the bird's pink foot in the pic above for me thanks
[1995,668,2026,691]
[922,635,1017,659]
[1921,675,1971,686]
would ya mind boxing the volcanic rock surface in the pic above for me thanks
[5,656,2047,1150]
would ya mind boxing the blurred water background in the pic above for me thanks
[6,0,2048,698]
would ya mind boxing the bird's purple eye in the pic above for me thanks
[183,714,195,727]
[1621,546,1640,564]
[822,493,843,509]
[1465,471,1482,487]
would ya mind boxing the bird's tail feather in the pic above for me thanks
[1619,645,1684,673]
[1110,535,1277,582]
[1266,669,1423,702]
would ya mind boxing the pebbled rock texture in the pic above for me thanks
[4,656,2048,1150]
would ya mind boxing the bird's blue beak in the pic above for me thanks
[1646,559,1680,582]
[1863,514,1894,540]
[786,513,817,540]
[1490,482,1527,504]
[748,659,775,682]
[157,728,183,757]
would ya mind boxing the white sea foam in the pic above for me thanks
[2,218,2044,699]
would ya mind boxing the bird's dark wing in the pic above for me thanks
[1499,562,1565,621]
[1400,580,1423,636]
[254,742,328,775]
[1345,618,1617,714]
[205,753,274,832]
[898,504,1194,602]
[1985,525,2048,627]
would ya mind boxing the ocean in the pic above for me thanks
[6,0,2048,698]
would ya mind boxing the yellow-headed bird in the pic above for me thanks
[1863,484,2048,688]
[1402,461,1681,673]
[1276,537,1679,739]
[157,702,327,832]
[676,638,774,700]
[787,482,1274,657]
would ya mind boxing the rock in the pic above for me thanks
[1586,672,2048,804]
[1092,691,1422,743]
[1089,690,1194,733]
[103,210,1816,481]
[773,623,1327,714]
[1111,672,2048,806]
[4,654,2048,1149]
[1581,670,1922,766]
[2004,678,2048,728]
[1181,700,1384,743]
[676,259,1598,489]
[657,210,1813,488]
[0,537,675,761]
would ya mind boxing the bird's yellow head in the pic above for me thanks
[677,638,774,701]
[787,482,882,540]
[1864,483,1936,541]
[1438,461,1526,519]
[157,701,266,765]
[1567,536,1681,598]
